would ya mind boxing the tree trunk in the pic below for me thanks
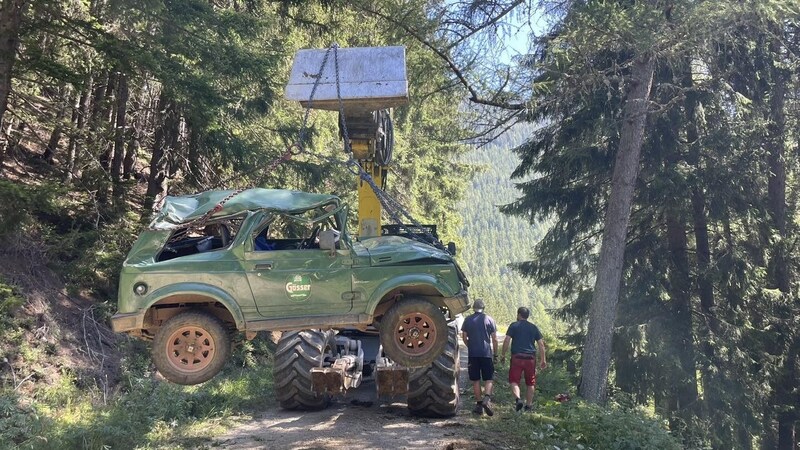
[579,53,655,403]
[0,0,28,129]
[166,108,181,180]
[655,63,699,428]
[66,75,92,182]
[0,119,25,172]
[4,120,24,157]
[122,130,138,180]
[764,36,796,450]
[665,210,699,420]
[684,85,715,324]
[0,117,16,168]
[44,124,63,164]
[98,71,117,172]
[90,71,116,207]
[43,88,69,164]
[776,337,799,450]
[124,83,147,180]
[143,93,175,218]
[86,71,109,167]
[766,67,788,290]
[89,72,108,129]
[682,65,730,446]
[111,73,128,212]
[186,119,203,188]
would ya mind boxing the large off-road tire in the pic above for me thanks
[407,324,460,417]
[379,298,448,368]
[274,330,336,410]
[152,310,231,385]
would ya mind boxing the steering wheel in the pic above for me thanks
[299,226,321,249]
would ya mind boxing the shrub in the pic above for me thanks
[0,279,24,316]
[0,390,49,448]
[477,363,680,450]
[547,402,681,450]
[0,180,62,236]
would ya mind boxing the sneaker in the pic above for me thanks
[524,405,533,413]
[482,396,494,417]
[515,399,524,412]
[472,402,484,415]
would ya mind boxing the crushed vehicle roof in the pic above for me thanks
[149,188,340,230]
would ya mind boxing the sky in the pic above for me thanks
[499,7,548,64]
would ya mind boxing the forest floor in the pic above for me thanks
[0,242,122,399]
[212,343,520,450]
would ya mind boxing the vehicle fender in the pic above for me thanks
[144,282,246,329]
[365,274,453,315]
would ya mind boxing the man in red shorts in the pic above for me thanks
[501,306,546,412]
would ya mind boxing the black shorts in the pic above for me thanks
[467,357,494,382]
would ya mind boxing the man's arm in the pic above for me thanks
[491,332,498,358]
[501,335,511,362]
[537,339,547,369]
[461,331,468,345]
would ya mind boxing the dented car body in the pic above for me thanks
[111,188,469,385]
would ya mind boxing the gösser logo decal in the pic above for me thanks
[285,274,312,300]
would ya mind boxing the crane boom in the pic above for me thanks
[286,46,408,237]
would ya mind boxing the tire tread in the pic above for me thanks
[274,330,335,411]
[407,324,460,417]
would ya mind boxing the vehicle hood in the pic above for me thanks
[359,235,453,266]
[150,188,339,230]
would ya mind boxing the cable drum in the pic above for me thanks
[375,110,394,166]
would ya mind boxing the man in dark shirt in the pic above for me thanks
[461,299,498,416]
[501,306,547,412]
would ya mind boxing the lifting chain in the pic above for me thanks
[329,46,446,250]
[291,44,446,249]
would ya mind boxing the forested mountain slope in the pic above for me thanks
[459,125,558,329]
[3,1,796,449]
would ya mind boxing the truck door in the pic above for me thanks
[243,214,353,318]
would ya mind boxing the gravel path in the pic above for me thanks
[213,340,512,449]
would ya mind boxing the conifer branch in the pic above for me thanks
[356,3,527,111]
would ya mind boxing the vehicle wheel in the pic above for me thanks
[407,324,460,417]
[379,298,448,368]
[274,329,336,410]
[152,310,231,385]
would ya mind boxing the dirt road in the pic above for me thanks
[214,342,514,450]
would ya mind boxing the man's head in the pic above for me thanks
[517,307,530,320]
[473,299,486,313]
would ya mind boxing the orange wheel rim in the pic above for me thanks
[394,312,438,356]
[166,326,216,373]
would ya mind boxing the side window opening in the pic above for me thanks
[253,211,339,251]
[157,216,243,262]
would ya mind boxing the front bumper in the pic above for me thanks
[110,311,144,333]
[443,289,470,316]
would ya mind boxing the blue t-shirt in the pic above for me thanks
[461,312,497,358]
[506,320,542,355]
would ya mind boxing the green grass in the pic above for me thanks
[46,366,274,449]
[468,363,682,450]
[1,333,276,450]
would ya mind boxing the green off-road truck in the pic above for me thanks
[111,188,469,416]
